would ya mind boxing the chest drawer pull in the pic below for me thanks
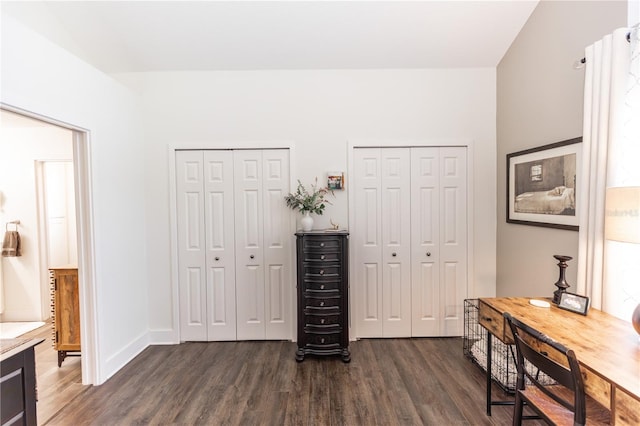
[321,318,325,324]
[320,270,325,275]
[320,301,325,307]
[320,284,325,290]
[320,243,325,247]
[321,255,325,260]
[321,337,325,344]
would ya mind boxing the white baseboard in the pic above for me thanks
[98,331,149,385]
[149,328,179,345]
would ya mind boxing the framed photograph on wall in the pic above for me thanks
[507,137,582,231]
[327,172,345,190]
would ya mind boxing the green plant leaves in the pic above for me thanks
[284,178,334,215]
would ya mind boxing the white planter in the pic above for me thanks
[301,211,313,231]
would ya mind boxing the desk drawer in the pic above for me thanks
[478,300,512,343]
[615,386,640,426]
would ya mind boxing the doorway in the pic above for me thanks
[0,105,96,384]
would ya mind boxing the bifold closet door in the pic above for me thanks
[353,148,412,338]
[177,149,291,342]
[353,146,467,338]
[410,147,467,337]
[234,149,291,340]
[176,150,237,341]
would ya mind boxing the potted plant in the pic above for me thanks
[285,178,333,231]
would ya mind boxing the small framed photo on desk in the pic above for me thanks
[558,292,590,315]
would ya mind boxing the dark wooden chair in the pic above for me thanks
[503,312,611,426]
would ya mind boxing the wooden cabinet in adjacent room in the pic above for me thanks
[49,267,81,367]
[295,231,350,362]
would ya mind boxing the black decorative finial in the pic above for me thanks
[552,255,572,304]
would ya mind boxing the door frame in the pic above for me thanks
[1,103,98,385]
[347,139,475,339]
[168,142,297,344]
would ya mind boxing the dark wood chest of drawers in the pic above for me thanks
[295,231,350,362]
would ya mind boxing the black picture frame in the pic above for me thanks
[558,292,590,315]
[507,137,582,231]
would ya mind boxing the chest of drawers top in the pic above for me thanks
[295,230,348,250]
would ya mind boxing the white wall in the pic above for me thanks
[1,15,148,384]
[496,1,627,298]
[113,68,498,341]
[0,124,72,321]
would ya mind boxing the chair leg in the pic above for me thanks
[513,391,524,426]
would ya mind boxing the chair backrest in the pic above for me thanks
[503,312,586,424]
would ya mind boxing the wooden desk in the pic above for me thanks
[478,297,640,425]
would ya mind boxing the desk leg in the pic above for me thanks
[486,330,492,416]
[485,330,518,418]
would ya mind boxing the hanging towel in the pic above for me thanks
[1,231,21,257]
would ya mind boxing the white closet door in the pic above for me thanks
[203,151,237,341]
[234,150,265,340]
[410,148,441,336]
[354,146,467,338]
[177,151,237,341]
[354,148,412,337]
[354,148,383,337]
[439,147,467,336]
[380,149,412,337]
[176,151,208,341]
[410,147,467,336]
[234,149,291,340]
[178,149,291,342]
[261,150,291,339]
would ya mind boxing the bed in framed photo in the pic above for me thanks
[507,137,582,231]
[514,185,575,215]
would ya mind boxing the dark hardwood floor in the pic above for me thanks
[21,324,541,425]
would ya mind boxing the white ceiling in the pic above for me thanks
[1,1,539,73]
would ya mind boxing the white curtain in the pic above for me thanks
[577,28,631,311]
[578,25,640,319]
[605,24,640,320]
